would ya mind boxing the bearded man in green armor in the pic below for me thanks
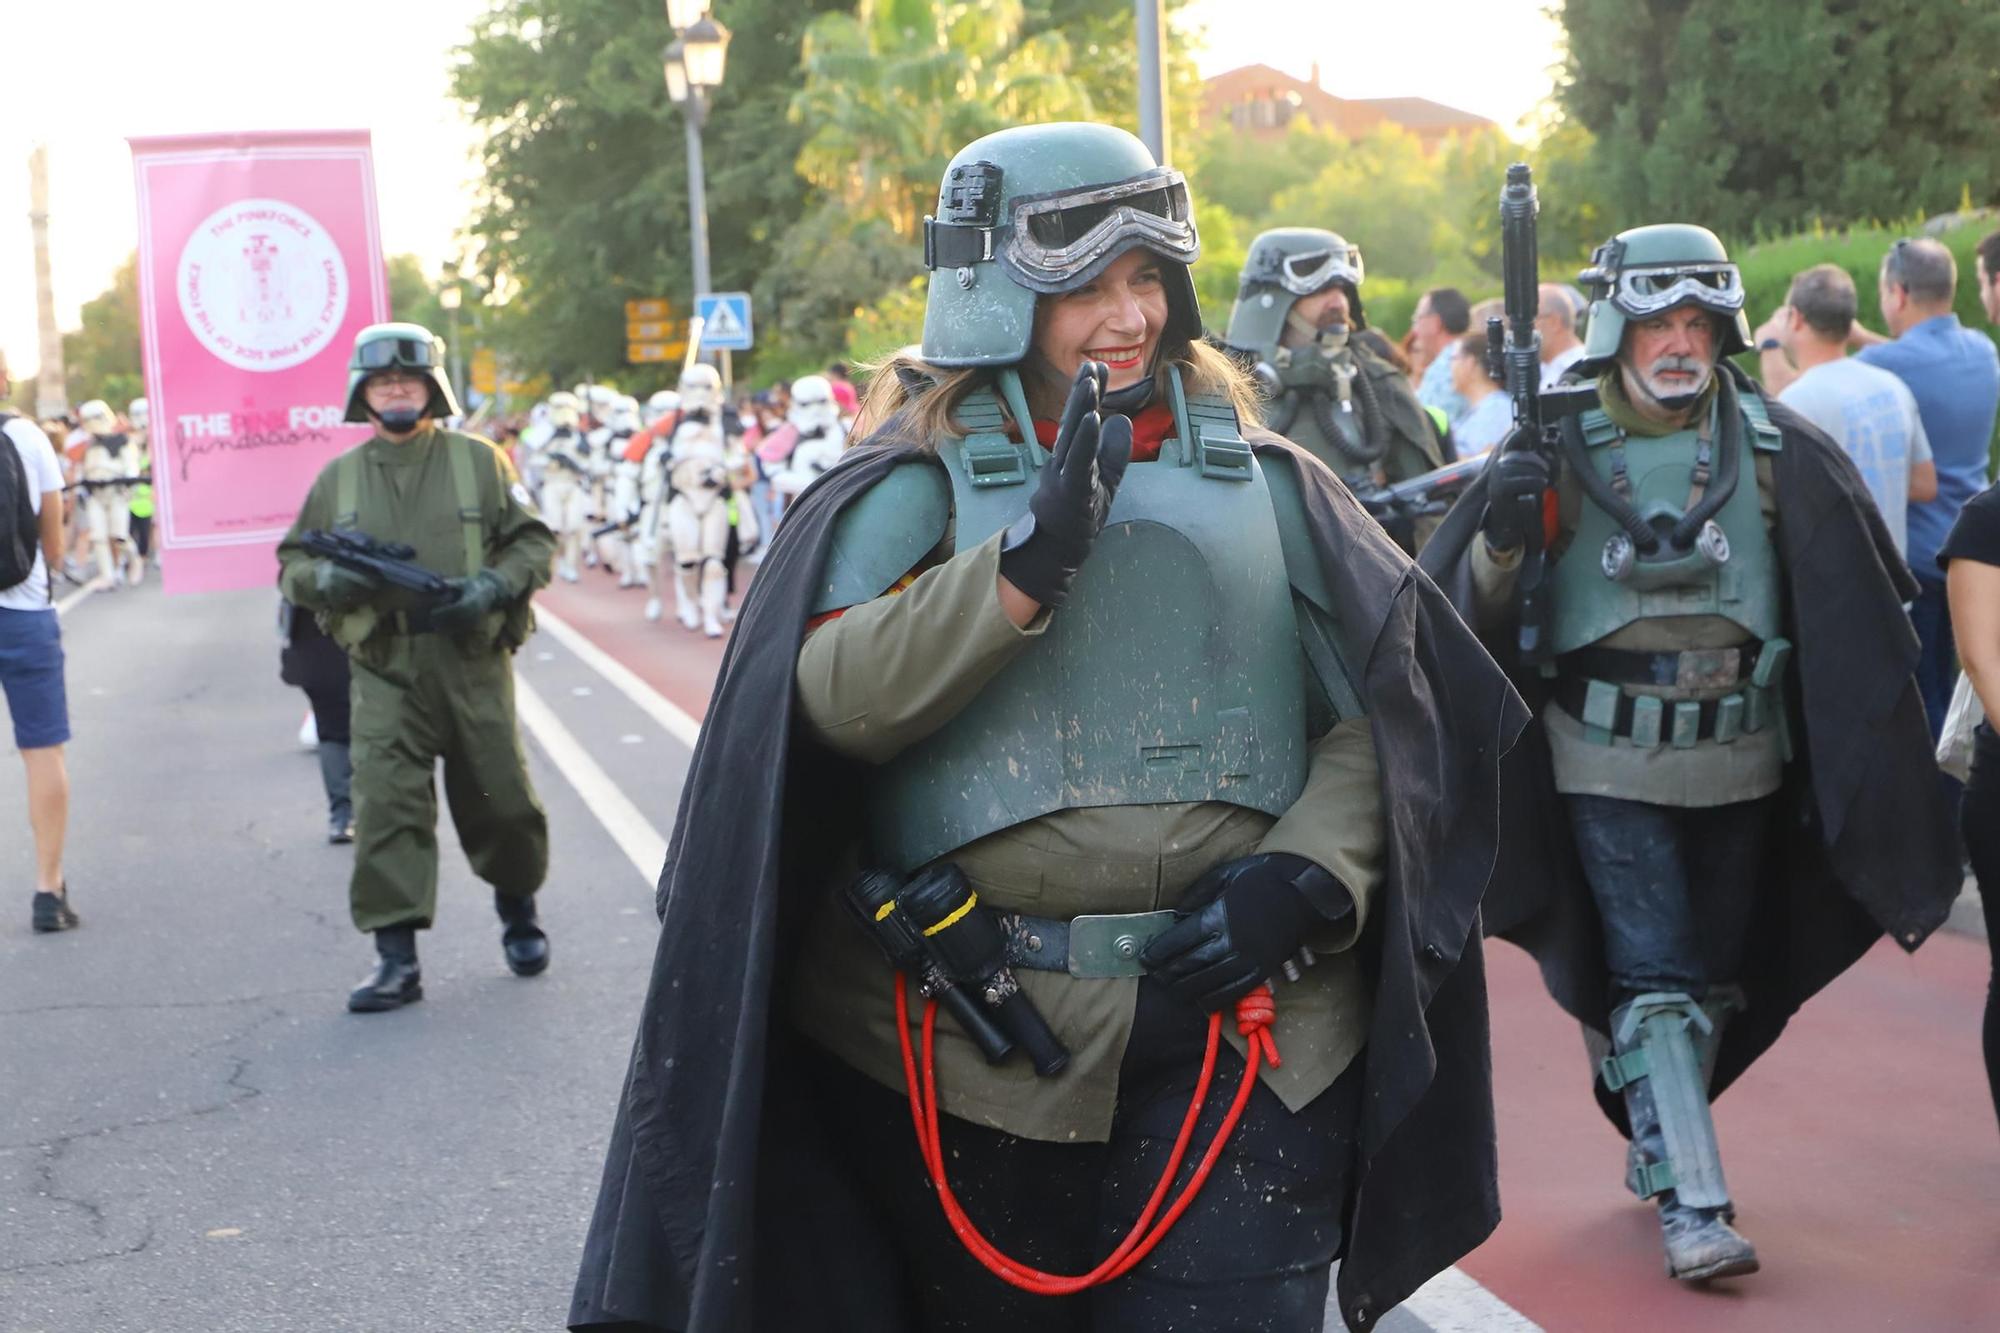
[1423,224,1961,1284]
[572,123,1526,1333]
[1224,228,1443,544]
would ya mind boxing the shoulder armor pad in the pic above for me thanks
[1738,392,1783,452]
[1578,409,1622,450]
[812,458,952,616]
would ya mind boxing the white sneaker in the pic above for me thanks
[644,597,662,622]
[703,611,724,639]
[677,601,701,632]
[558,562,580,583]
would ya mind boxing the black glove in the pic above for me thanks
[1482,447,1550,553]
[997,362,1133,608]
[312,559,382,612]
[1139,852,1355,1012]
[430,568,510,633]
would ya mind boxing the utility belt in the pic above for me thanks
[1552,638,1790,748]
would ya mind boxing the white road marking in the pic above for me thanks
[512,669,667,888]
[531,603,702,748]
[1399,1266,1542,1332]
[53,576,108,617]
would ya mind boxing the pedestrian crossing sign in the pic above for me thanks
[695,292,754,350]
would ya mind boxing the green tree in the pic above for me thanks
[62,254,144,409]
[454,0,843,384]
[1261,126,1455,282]
[1559,0,2000,238]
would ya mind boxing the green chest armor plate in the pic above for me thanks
[1550,395,1783,655]
[866,370,1312,873]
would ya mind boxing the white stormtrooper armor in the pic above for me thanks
[76,400,142,587]
[643,389,681,429]
[657,364,756,637]
[537,392,592,581]
[593,395,646,586]
[127,398,150,444]
[770,374,848,499]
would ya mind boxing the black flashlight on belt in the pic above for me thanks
[844,869,1015,1066]
[897,864,1070,1077]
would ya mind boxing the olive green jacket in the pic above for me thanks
[788,529,1383,1143]
[276,428,554,660]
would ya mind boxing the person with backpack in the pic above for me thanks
[0,357,78,933]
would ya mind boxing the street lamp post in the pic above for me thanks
[438,277,464,410]
[663,2,731,359]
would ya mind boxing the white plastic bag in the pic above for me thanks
[1937,672,1985,782]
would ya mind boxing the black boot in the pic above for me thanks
[495,891,550,978]
[31,883,81,933]
[318,741,355,844]
[347,926,422,1012]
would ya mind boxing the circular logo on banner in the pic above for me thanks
[176,197,350,373]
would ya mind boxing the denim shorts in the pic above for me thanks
[0,608,70,749]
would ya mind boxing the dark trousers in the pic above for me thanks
[1911,573,1959,741]
[790,982,1361,1333]
[1962,725,2000,1138]
[1567,793,1770,1008]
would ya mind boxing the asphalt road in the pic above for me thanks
[0,580,673,1332]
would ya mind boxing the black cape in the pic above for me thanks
[570,424,1529,1333]
[1418,366,1964,1118]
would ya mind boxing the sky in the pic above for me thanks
[0,0,1566,389]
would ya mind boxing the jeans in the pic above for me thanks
[1567,794,1771,1007]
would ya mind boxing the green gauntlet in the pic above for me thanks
[430,568,512,633]
[312,559,382,612]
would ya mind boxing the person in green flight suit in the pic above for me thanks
[1223,227,1444,547]
[277,322,557,1014]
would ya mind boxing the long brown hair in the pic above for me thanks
[854,334,1260,450]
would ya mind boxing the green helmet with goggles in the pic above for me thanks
[342,321,460,426]
[920,122,1203,367]
[1224,227,1367,352]
[1577,224,1751,372]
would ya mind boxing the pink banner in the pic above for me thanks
[130,130,388,594]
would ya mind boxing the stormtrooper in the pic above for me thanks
[632,391,682,620]
[75,399,145,587]
[658,363,756,636]
[768,373,848,504]
[536,391,593,581]
[590,394,645,585]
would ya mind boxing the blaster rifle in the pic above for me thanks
[1490,163,1597,667]
[1354,453,1489,550]
[300,528,456,603]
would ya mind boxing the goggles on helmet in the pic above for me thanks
[925,168,1199,295]
[1608,263,1745,319]
[1246,244,1364,298]
[354,336,441,373]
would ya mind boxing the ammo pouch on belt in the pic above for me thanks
[1555,638,1791,754]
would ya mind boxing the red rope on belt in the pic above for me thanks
[892,973,1281,1295]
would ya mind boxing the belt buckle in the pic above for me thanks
[1066,911,1178,979]
[1675,647,1738,691]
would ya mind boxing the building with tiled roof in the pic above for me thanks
[1201,63,1495,153]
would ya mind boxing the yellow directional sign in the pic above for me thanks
[625,298,672,321]
[627,340,689,364]
[627,321,675,340]
[470,347,499,394]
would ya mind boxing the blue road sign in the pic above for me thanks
[696,292,754,351]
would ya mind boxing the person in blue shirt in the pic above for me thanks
[1854,238,2000,737]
